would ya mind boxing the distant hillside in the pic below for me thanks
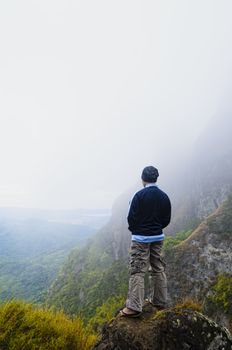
[0,206,111,230]
[0,219,93,258]
[46,205,130,319]
[46,190,133,320]
[0,208,109,303]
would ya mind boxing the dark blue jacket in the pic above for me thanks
[127,184,171,236]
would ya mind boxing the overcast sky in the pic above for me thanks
[0,0,231,210]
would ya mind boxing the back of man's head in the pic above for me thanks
[141,166,159,183]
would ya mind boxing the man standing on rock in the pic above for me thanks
[120,165,171,317]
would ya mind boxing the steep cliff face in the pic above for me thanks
[93,303,232,350]
[168,112,232,234]
[165,196,232,330]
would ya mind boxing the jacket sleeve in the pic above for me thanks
[161,194,171,229]
[127,193,140,232]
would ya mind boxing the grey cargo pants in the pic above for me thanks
[126,240,167,312]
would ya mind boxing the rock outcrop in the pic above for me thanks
[93,304,232,350]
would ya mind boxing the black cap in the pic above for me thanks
[141,166,159,183]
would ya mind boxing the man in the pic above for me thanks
[120,165,171,317]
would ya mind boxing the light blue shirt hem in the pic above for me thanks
[131,233,165,243]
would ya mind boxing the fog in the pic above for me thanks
[0,0,232,210]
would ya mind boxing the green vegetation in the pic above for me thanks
[153,297,203,321]
[46,225,121,318]
[0,299,96,350]
[0,250,68,304]
[207,274,232,319]
[46,246,128,321]
[47,228,195,322]
[163,229,192,250]
[172,297,203,313]
[88,295,125,331]
[0,217,97,304]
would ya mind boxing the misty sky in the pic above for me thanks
[0,0,232,210]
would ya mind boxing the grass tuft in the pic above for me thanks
[0,299,96,350]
